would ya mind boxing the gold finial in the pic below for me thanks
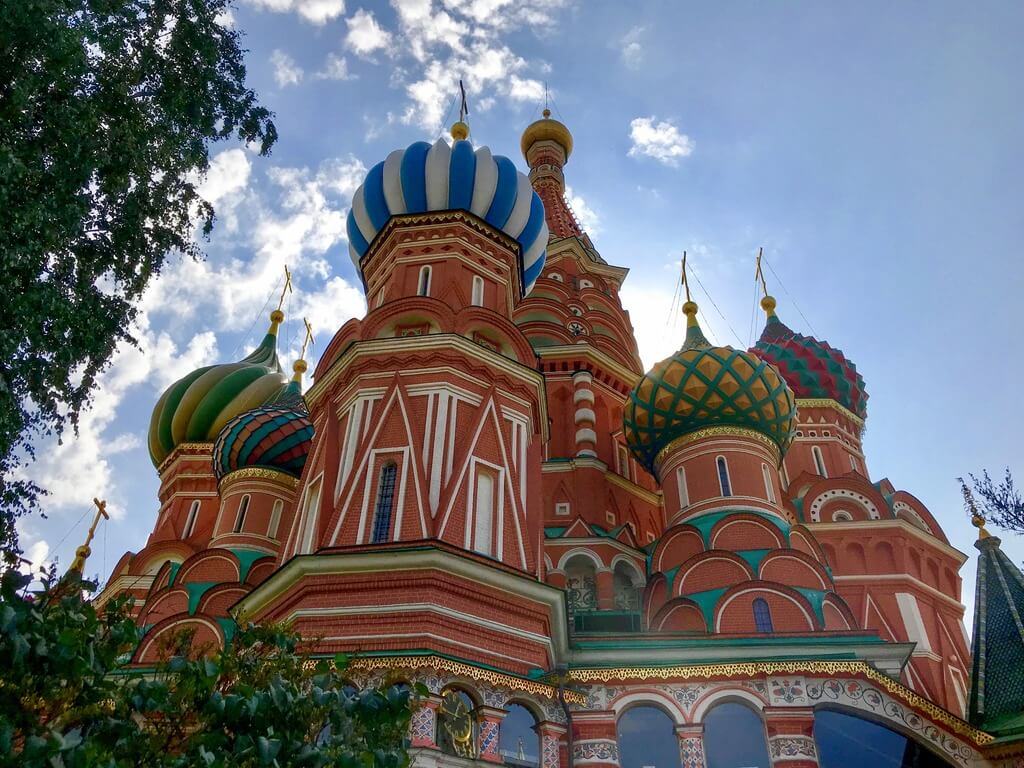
[961,480,992,540]
[68,498,109,575]
[450,79,470,141]
[543,108,551,119]
[269,265,292,333]
[293,318,314,382]
[755,248,778,317]
[680,251,699,327]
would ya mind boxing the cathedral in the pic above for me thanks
[99,111,1024,767]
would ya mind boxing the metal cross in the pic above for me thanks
[276,265,293,311]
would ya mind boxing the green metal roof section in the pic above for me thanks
[969,532,1024,738]
[737,549,772,573]
[167,561,181,587]
[685,509,791,549]
[229,547,269,583]
[185,582,219,615]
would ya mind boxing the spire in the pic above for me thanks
[754,249,791,341]
[292,318,314,385]
[680,253,710,350]
[520,103,580,238]
[965,483,1024,737]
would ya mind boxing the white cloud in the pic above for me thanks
[628,116,695,166]
[271,49,304,87]
[509,74,544,102]
[316,53,355,80]
[346,8,393,58]
[565,185,599,234]
[242,0,345,25]
[619,25,645,69]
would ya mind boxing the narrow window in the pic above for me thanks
[417,265,432,297]
[376,287,386,307]
[371,463,398,543]
[473,470,495,556]
[183,500,200,538]
[780,461,789,489]
[849,454,859,472]
[812,446,828,477]
[753,598,773,633]
[471,275,484,306]
[233,495,250,533]
[762,464,776,504]
[268,499,284,539]
[618,445,631,481]
[676,466,689,508]
[300,477,323,553]
[716,456,732,497]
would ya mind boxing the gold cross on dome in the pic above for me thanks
[68,497,109,574]
[276,265,293,311]
[300,318,315,360]
[755,247,768,297]
[681,250,691,303]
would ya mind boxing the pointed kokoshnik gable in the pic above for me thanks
[346,126,549,296]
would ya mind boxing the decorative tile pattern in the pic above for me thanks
[542,734,560,768]
[573,739,619,764]
[410,706,435,745]
[768,677,807,706]
[768,735,816,761]
[479,720,499,756]
[679,736,706,768]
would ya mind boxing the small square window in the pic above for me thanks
[555,503,570,516]
[606,511,616,524]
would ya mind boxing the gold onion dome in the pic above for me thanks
[624,301,797,474]
[520,108,573,160]
[147,310,290,467]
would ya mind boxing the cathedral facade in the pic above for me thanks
[101,113,1024,768]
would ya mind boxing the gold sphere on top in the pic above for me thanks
[451,121,470,141]
[270,309,285,324]
[760,295,777,314]
[293,359,308,375]
[521,112,573,161]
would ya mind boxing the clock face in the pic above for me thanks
[440,691,476,758]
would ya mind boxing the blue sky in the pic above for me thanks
[19,1,1023,633]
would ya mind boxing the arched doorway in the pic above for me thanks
[703,701,770,768]
[616,705,681,768]
[814,709,956,768]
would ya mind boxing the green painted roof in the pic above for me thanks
[969,533,1024,737]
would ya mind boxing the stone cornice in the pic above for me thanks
[219,467,299,491]
[655,426,782,470]
[534,345,641,387]
[795,398,865,429]
[813,519,967,564]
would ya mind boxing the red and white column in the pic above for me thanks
[573,371,598,458]
[675,723,706,768]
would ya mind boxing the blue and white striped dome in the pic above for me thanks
[347,138,548,295]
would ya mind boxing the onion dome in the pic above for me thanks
[212,360,313,481]
[346,124,549,295]
[750,296,868,420]
[148,311,289,467]
[624,302,796,474]
[521,109,573,160]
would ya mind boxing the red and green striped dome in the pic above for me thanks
[624,303,796,474]
[148,312,289,467]
[213,380,313,480]
[750,297,867,420]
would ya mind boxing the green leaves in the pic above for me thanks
[0,0,277,560]
[0,570,416,767]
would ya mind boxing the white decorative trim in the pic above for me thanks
[574,408,596,424]
[575,428,597,444]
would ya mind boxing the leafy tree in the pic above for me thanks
[0,0,278,560]
[0,569,417,767]
[964,468,1024,535]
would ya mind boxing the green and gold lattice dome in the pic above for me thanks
[624,302,797,474]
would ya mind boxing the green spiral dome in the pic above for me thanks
[624,303,796,473]
[147,312,290,467]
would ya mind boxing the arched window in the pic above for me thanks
[812,445,828,477]
[471,275,485,306]
[564,555,597,613]
[182,500,200,538]
[233,495,250,533]
[849,454,860,472]
[417,265,432,297]
[832,510,853,522]
[814,709,955,767]
[716,456,732,497]
[499,703,539,767]
[762,463,776,504]
[703,702,770,768]
[753,598,774,633]
[616,706,681,768]
[438,689,477,758]
[613,562,643,611]
[268,499,284,539]
[780,460,790,489]
[675,466,689,509]
[371,463,397,543]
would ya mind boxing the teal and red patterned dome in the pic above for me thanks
[624,302,797,474]
[750,296,868,420]
[213,369,314,480]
